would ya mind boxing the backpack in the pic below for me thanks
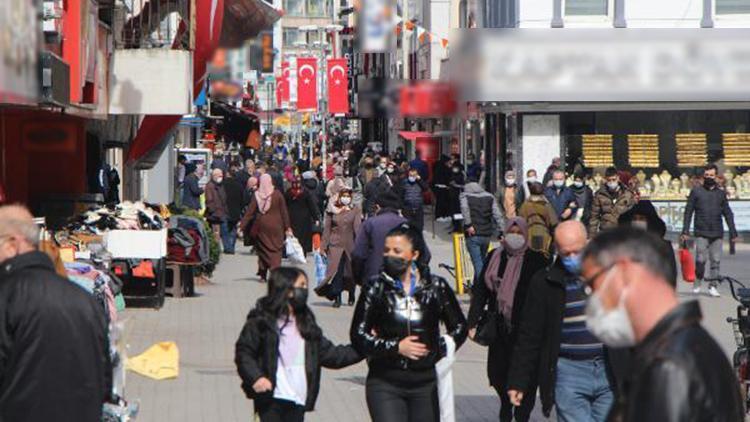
[525,211,552,255]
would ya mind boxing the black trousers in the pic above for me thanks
[366,374,440,422]
[257,399,305,422]
[494,385,535,422]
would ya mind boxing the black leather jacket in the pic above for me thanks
[350,272,468,372]
[616,301,744,422]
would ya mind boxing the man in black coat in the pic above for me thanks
[581,227,744,421]
[0,205,110,422]
[681,163,739,297]
[507,221,619,421]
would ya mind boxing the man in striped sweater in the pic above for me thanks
[507,221,617,421]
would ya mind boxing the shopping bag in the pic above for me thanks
[680,245,696,283]
[436,335,456,422]
[285,236,307,264]
[314,252,327,287]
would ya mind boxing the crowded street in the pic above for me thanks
[4,1,750,422]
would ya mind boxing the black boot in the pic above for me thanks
[332,295,342,308]
[348,291,355,306]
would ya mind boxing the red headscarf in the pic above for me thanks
[288,177,303,200]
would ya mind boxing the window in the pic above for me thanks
[284,0,305,16]
[565,0,608,16]
[717,0,750,14]
[283,28,303,47]
[307,0,331,17]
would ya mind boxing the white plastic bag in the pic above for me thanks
[285,236,307,264]
[436,334,456,422]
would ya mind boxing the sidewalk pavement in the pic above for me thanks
[123,221,747,421]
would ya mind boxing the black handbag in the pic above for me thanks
[473,309,499,346]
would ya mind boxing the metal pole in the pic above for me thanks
[320,30,327,180]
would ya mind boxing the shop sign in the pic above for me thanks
[0,0,39,105]
[453,29,750,102]
[653,200,750,233]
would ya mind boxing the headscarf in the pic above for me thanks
[255,173,275,214]
[484,217,529,326]
[288,177,304,200]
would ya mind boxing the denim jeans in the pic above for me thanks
[217,220,237,254]
[465,235,490,284]
[555,357,614,422]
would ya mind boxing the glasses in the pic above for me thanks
[578,264,615,297]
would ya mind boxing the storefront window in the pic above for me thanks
[717,0,750,14]
[565,0,608,15]
[284,0,305,16]
[307,0,331,17]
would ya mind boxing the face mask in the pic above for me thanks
[504,233,526,250]
[383,256,410,279]
[632,220,648,230]
[452,167,460,173]
[704,177,716,188]
[585,268,636,347]
[379,162,387,169]
[213,177,223,184]
[527,176,538,184]
[553,180,565,188]
[505,178,516,186]
[573,181,583,188]
[340,196,352,205]
[408,176,417,183]
[561,253,582,275]
[387,167,395,174]
[607,181,620,191]
[290,287,308,312]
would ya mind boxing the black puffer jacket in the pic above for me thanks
[682,185,738,239]
[235,309,363,411]
[616,301,744,422]
[350,273,467,372]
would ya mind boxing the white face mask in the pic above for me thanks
[213,177,223,184]
[553,180,565,188]
[379,162,387,169]
[505,178,516,186]
[585,268,636,348]
[632,220,648,230]
[607,181,620,191]
[527,176,538,184]
[504,233,526,250]
[573,181,584,188]
[408,176,417,183]
[387,167,395,174]
[340,196,352,205]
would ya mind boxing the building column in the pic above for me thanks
[614,0,627,28]
[551,0,564,28]
[701,0,714,27]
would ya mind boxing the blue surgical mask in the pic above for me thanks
[561,254,582,275]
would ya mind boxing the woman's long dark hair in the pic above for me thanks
[384,223,431,280]
[255,267,321,341]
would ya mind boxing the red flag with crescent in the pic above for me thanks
[277,61,290,107]
[296,57,318,111]
[327,58,349,114]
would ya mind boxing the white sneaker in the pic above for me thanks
[693,286,702,294]
[709,286,721,298]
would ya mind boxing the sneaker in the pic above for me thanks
[692,286,702,294]
[709,286,721,298]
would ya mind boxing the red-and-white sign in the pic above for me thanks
[327,58,349,114]
[296,57,318,111]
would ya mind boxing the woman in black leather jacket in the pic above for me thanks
[349,223,468,422]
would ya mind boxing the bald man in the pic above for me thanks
[0,205,110,421]
[506,221,617,422]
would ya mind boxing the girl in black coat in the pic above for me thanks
[467,217,550,422]
[235,267,363,421]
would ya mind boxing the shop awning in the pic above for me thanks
[398,131,435,141]
[220,0,283,48]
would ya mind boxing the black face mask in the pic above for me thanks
[290,287,308,312]
[704,177,716,188]
[383,256,410,279]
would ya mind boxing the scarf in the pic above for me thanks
[484,217,529,327]
[254,173,275,214]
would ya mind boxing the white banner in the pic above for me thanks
[653,200,750,233]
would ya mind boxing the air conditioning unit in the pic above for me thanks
[39,51,70,107]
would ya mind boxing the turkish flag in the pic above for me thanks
[296,57,318,111]
[276,61,290,107]
[327,58,349,114]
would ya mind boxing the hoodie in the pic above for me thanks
[460,182,504,237]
